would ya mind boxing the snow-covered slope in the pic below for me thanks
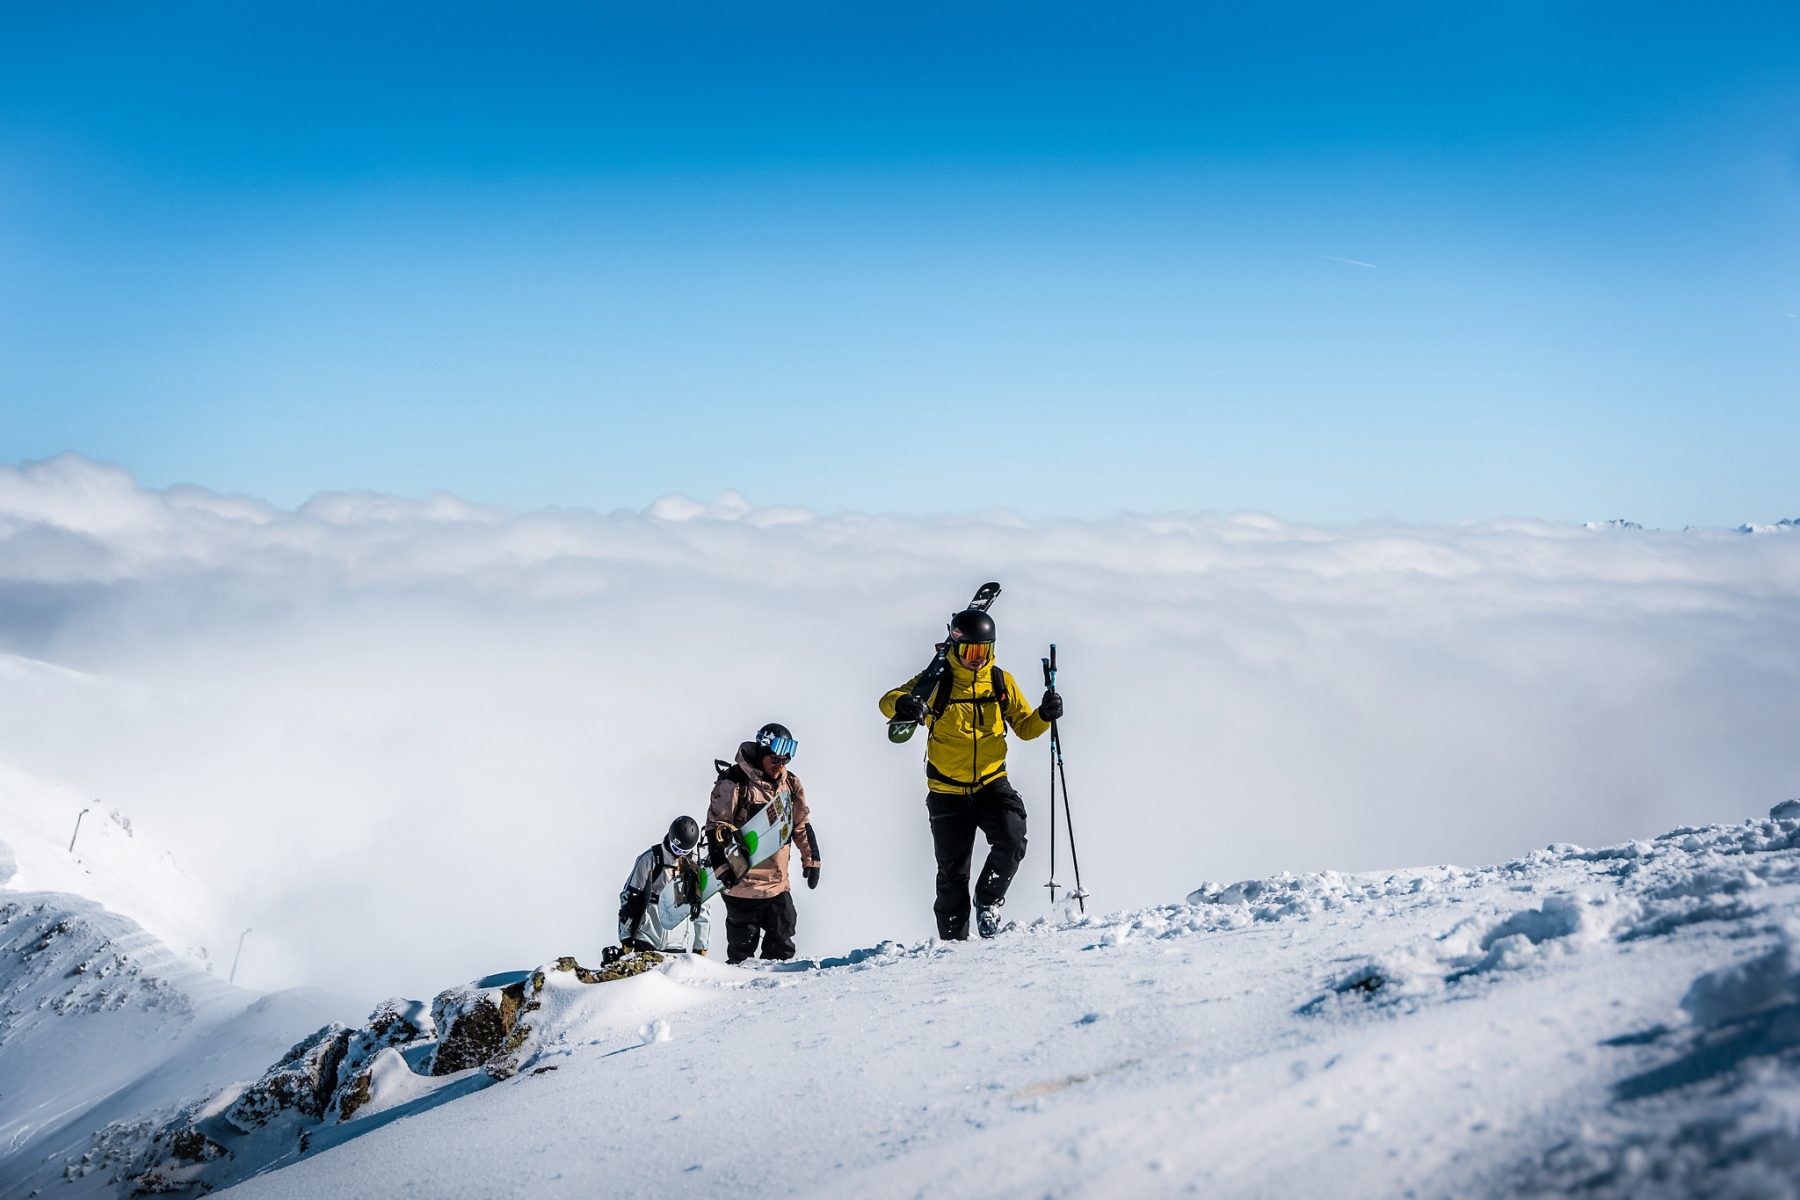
[0,767,355,1199]
[11,806,1795,1198]
[0,894,349,1197]
[0,760,230,971]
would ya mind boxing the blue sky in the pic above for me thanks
[3,1,1797,524]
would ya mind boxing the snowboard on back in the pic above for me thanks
[690,787,797,905]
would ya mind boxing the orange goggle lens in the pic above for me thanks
[954,642,993,667]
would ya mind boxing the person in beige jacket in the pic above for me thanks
[705,722,821,963]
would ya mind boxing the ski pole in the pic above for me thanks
[1053,721,1087,913]
[1043,648,1060,905]
[1045,644,1087,914]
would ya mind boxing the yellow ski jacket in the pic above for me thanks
[880,653,1052,794]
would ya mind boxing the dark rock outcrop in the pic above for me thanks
[126,951,664,1193]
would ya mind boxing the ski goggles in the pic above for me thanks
[756,731,798,761]
[953,642,993,668]
[665,835,696,858]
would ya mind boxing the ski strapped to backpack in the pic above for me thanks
[887,581,1002,744]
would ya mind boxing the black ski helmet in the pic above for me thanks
[666,815,700,857]
[948,608,996,644]
[755,722,797,761]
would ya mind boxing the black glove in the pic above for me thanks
[1038,689,1064,721]
[893,694,927,722]
[804,865,820,890]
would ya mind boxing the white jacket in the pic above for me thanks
[617,842,711,953]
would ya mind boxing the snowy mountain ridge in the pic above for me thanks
[0,767,355,1200]
[0,762,229,973]
[7,803,1799,1198]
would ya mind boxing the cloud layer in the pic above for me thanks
[2,454,1797,998]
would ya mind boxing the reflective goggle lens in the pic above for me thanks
[955,642,993,667]
[667,836,695,857]
[757,733,798,761]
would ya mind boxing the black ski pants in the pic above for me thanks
[927,778,1028,941]
[722,891,798,964]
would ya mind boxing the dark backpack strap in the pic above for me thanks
[929,672,953,719]
[932,667,1007,717]
[714,759,753,822]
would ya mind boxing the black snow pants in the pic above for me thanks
[723,891,798,963]
[927,777,1028,941]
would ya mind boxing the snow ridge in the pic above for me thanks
[6,808,1799,1198]
[23,812,1796,1198]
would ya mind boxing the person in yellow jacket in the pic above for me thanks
[880,607,1062,939]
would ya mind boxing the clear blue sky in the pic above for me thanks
[3,1,1797,524]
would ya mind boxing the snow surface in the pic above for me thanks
[0,760,231,972]
[0,769,356,1199]
[7,801,1798,1197]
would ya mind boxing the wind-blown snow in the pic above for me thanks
[0,761,231,972]
[1,454,1798,997]
[8,808,1793,1198]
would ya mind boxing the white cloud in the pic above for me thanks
[1,453,1797,999]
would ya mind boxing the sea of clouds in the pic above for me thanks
[2,453,1797,1000]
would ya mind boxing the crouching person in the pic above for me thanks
[707,723,821,964]
[617,816,711,955]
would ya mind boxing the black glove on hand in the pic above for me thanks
[894,694,928,722]
[804,865,821,890]
[1038,689,1064,721]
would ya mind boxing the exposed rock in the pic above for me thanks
[168,1126,227,1163]
[560,951,666,984]
[125,952,664,1192]
[129,1117,233,1195]
[330,998,434,1121]
[429,982,526,1076]
[485,953,663,1080]
[333,1071,375,1125]
[224,1023,351,1131]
